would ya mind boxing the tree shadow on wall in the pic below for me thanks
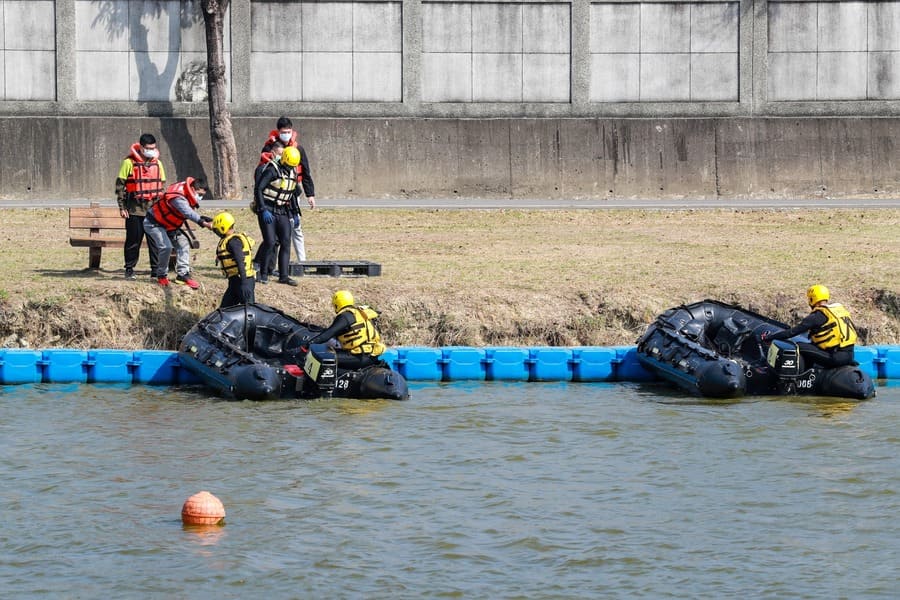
[90,1,208,185]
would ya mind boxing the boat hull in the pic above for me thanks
[636,300,875,400]
[178,303,409,401]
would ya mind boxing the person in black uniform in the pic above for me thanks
[761,284,858,368]
[212,212,255,308]
[253,146,302,286]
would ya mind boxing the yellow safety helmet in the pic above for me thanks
[807,284,830,307]
[332,290,354,313]
[281,146,301,168]
[211,211,235,236]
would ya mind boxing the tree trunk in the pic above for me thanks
[201,0,240,199]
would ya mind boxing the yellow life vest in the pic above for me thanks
[216,232,256,278]
[336,305,386,356]
[810,303,858,349]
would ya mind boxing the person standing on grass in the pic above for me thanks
[144,177,213,288]
[212,211,256,308]
[115,133,165,280]
[261,116,316,263]
[253,146,302,287]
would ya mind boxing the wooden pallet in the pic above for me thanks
[288,260,382,277]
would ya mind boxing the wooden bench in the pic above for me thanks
[69,202,199,270]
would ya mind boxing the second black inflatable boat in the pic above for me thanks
[635,300,875,400]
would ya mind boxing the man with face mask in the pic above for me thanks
[115,133,166,280]
[261,116,316,263]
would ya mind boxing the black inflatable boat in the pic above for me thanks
[636,300,875,400]
[178,303,409,401]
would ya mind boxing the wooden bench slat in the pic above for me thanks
[69,216,128,229]
[69,238,127,248]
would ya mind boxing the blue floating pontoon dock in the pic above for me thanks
[1,345,899,386]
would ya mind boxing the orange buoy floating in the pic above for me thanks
[181,491,226,525]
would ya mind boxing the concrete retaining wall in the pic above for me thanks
[2,116,899,201]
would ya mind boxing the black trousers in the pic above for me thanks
[797,342,855,369]
[124,213,158,271]
[220,276,256,308]
[256,212,292,281]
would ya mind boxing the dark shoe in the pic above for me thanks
[277,278,298,287]
[124,269,136,280]
[256,274,268,284]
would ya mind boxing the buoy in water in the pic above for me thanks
[181,491,226,525]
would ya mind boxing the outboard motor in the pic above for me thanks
[766,339,803,394]
[304,344,338,397]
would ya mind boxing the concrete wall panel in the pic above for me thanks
[303,52,353,101]
[870,53,900,99]
[691,54,738,101]
[422,53,471,102]
[5,51,55,100]
[250,1,303,51]
[422,3,471,53]
[641,4,690,54]
[640,54,691,101]
[590,3,640,54]
[472,4,523,53]
[768,2,817,53]
[250,52,303,100]
[817,2,866,52]
[473,53,522,102]
[76,52,131,101]
[869,2,900,51]
[590,54,639,102]
[353,3,402,52]
[5,0,55,50]
[817,52,867,100]
[524,54,570,103]
[354,52,402,102]
[523,4,569,54]
[767,53,816,101]
[691,3,738,54]
[302,3,353,52]
[130,0,181,52]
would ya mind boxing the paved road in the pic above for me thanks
[5,197,900,209]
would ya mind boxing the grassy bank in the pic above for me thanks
[1,207,898,350]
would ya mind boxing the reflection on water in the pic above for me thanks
[1,381,899,598]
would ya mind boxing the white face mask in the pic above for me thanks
[278,131,292,143]
[142,148,159,159]
[195,194,204,202]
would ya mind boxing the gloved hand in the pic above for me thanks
[261,209,274,224]
[199,215,213,224]
[292,215,300,228]
[760,331,771,342]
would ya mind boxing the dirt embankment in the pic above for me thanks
[1,207,898,350]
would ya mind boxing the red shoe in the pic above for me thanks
[157,277,170,287]
[175,275,200,289]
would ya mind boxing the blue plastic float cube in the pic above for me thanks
[853,346,878,379]
[483,347,529,381]
[441,347,486,381]
[528,347,573,381]
[0,349,42,384]
[42,349,89,383]
[571,347,616,382]
[613,346,656,382]
[880,346,900,380]
[379,348,400,371]
[396,347,442,381]
[131,350,179,385]
[86,350,134,383]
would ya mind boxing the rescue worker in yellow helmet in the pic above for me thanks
[253,145,302,286]
[761,284,858,368]
[212,211,256,308]
[306,290,387,370]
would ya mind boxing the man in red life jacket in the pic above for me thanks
[115,133,165,280]
[143,177,213,288]
[262,116,316,264]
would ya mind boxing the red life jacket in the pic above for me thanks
[150,177,199,231]
[124,143,164,202]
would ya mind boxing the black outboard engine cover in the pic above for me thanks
[232,363,282,401]
[304,344,337,397]
[767,339,804,394]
